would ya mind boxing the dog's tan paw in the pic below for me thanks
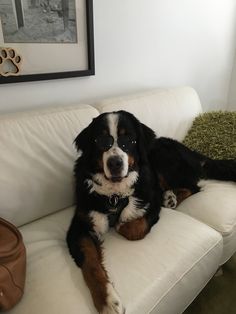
[100,283,125,314]
[116,217,148,241]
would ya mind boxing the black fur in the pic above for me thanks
[149,137,236,194]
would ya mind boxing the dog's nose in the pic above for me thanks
[107,156,123,173]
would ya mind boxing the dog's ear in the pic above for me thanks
[74,123,92,153]
[118,110,156,161]
[139,122,156,149]
[137,122,156,164]
[118,110,156,148]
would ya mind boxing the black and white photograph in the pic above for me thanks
[0,0,94,83]
[0,0,77,43]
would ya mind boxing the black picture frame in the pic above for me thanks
[0,0,95,84]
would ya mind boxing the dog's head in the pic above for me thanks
[74,111,156,182]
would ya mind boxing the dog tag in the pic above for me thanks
[109,195,119,207]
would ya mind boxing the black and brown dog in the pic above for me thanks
[66,110,236,313]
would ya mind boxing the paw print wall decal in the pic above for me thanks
[0,48,22,77]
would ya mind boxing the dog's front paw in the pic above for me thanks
[116,217,149,241]
[101,283,125,314]
[163,190,177,209]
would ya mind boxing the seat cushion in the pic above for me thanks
[177,180,236,264]
[8,207,222,314]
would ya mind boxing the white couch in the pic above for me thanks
[1,87,236,314]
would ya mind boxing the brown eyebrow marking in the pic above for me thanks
[119,128,126,135]
[128,155,135,167]
[97,158,104,171]
[102,129,108,135]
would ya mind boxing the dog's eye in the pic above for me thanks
[95,135,114,151]
[117,135,136,152]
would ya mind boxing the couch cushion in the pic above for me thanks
[0,105,99,227]
[177,180,236,264]
[8,207,222,314]
[95,87,202,141]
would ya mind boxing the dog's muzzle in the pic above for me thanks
[107,156,124,181]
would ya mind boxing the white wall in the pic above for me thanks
[228,54,236,110]
[0,0,236,113]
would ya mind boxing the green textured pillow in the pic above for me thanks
[183,111,236,160]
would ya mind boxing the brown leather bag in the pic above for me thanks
[0,218,26,311]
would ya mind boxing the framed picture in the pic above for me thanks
[0,0,95,84]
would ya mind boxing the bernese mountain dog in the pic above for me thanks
[66,110,236,314]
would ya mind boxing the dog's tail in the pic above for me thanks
[202,159,236,182]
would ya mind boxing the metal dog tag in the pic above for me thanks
[109,195,119,207]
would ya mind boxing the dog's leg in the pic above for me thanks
[67,218,125,314]
[174,188,193,205]
[116,216,150,240]
[163,188,197,208]
[80,237,124,314]
[115,196,149,240]
[116,198,160,241]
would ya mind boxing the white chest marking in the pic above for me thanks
[118,196,147,224]
[86,171,139,197]
[89,211,109,238]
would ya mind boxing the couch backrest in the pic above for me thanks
[95,87,202,141]
[0,105,99,226]
[0,87,202,226]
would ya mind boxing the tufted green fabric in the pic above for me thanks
[183,111,236,160]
